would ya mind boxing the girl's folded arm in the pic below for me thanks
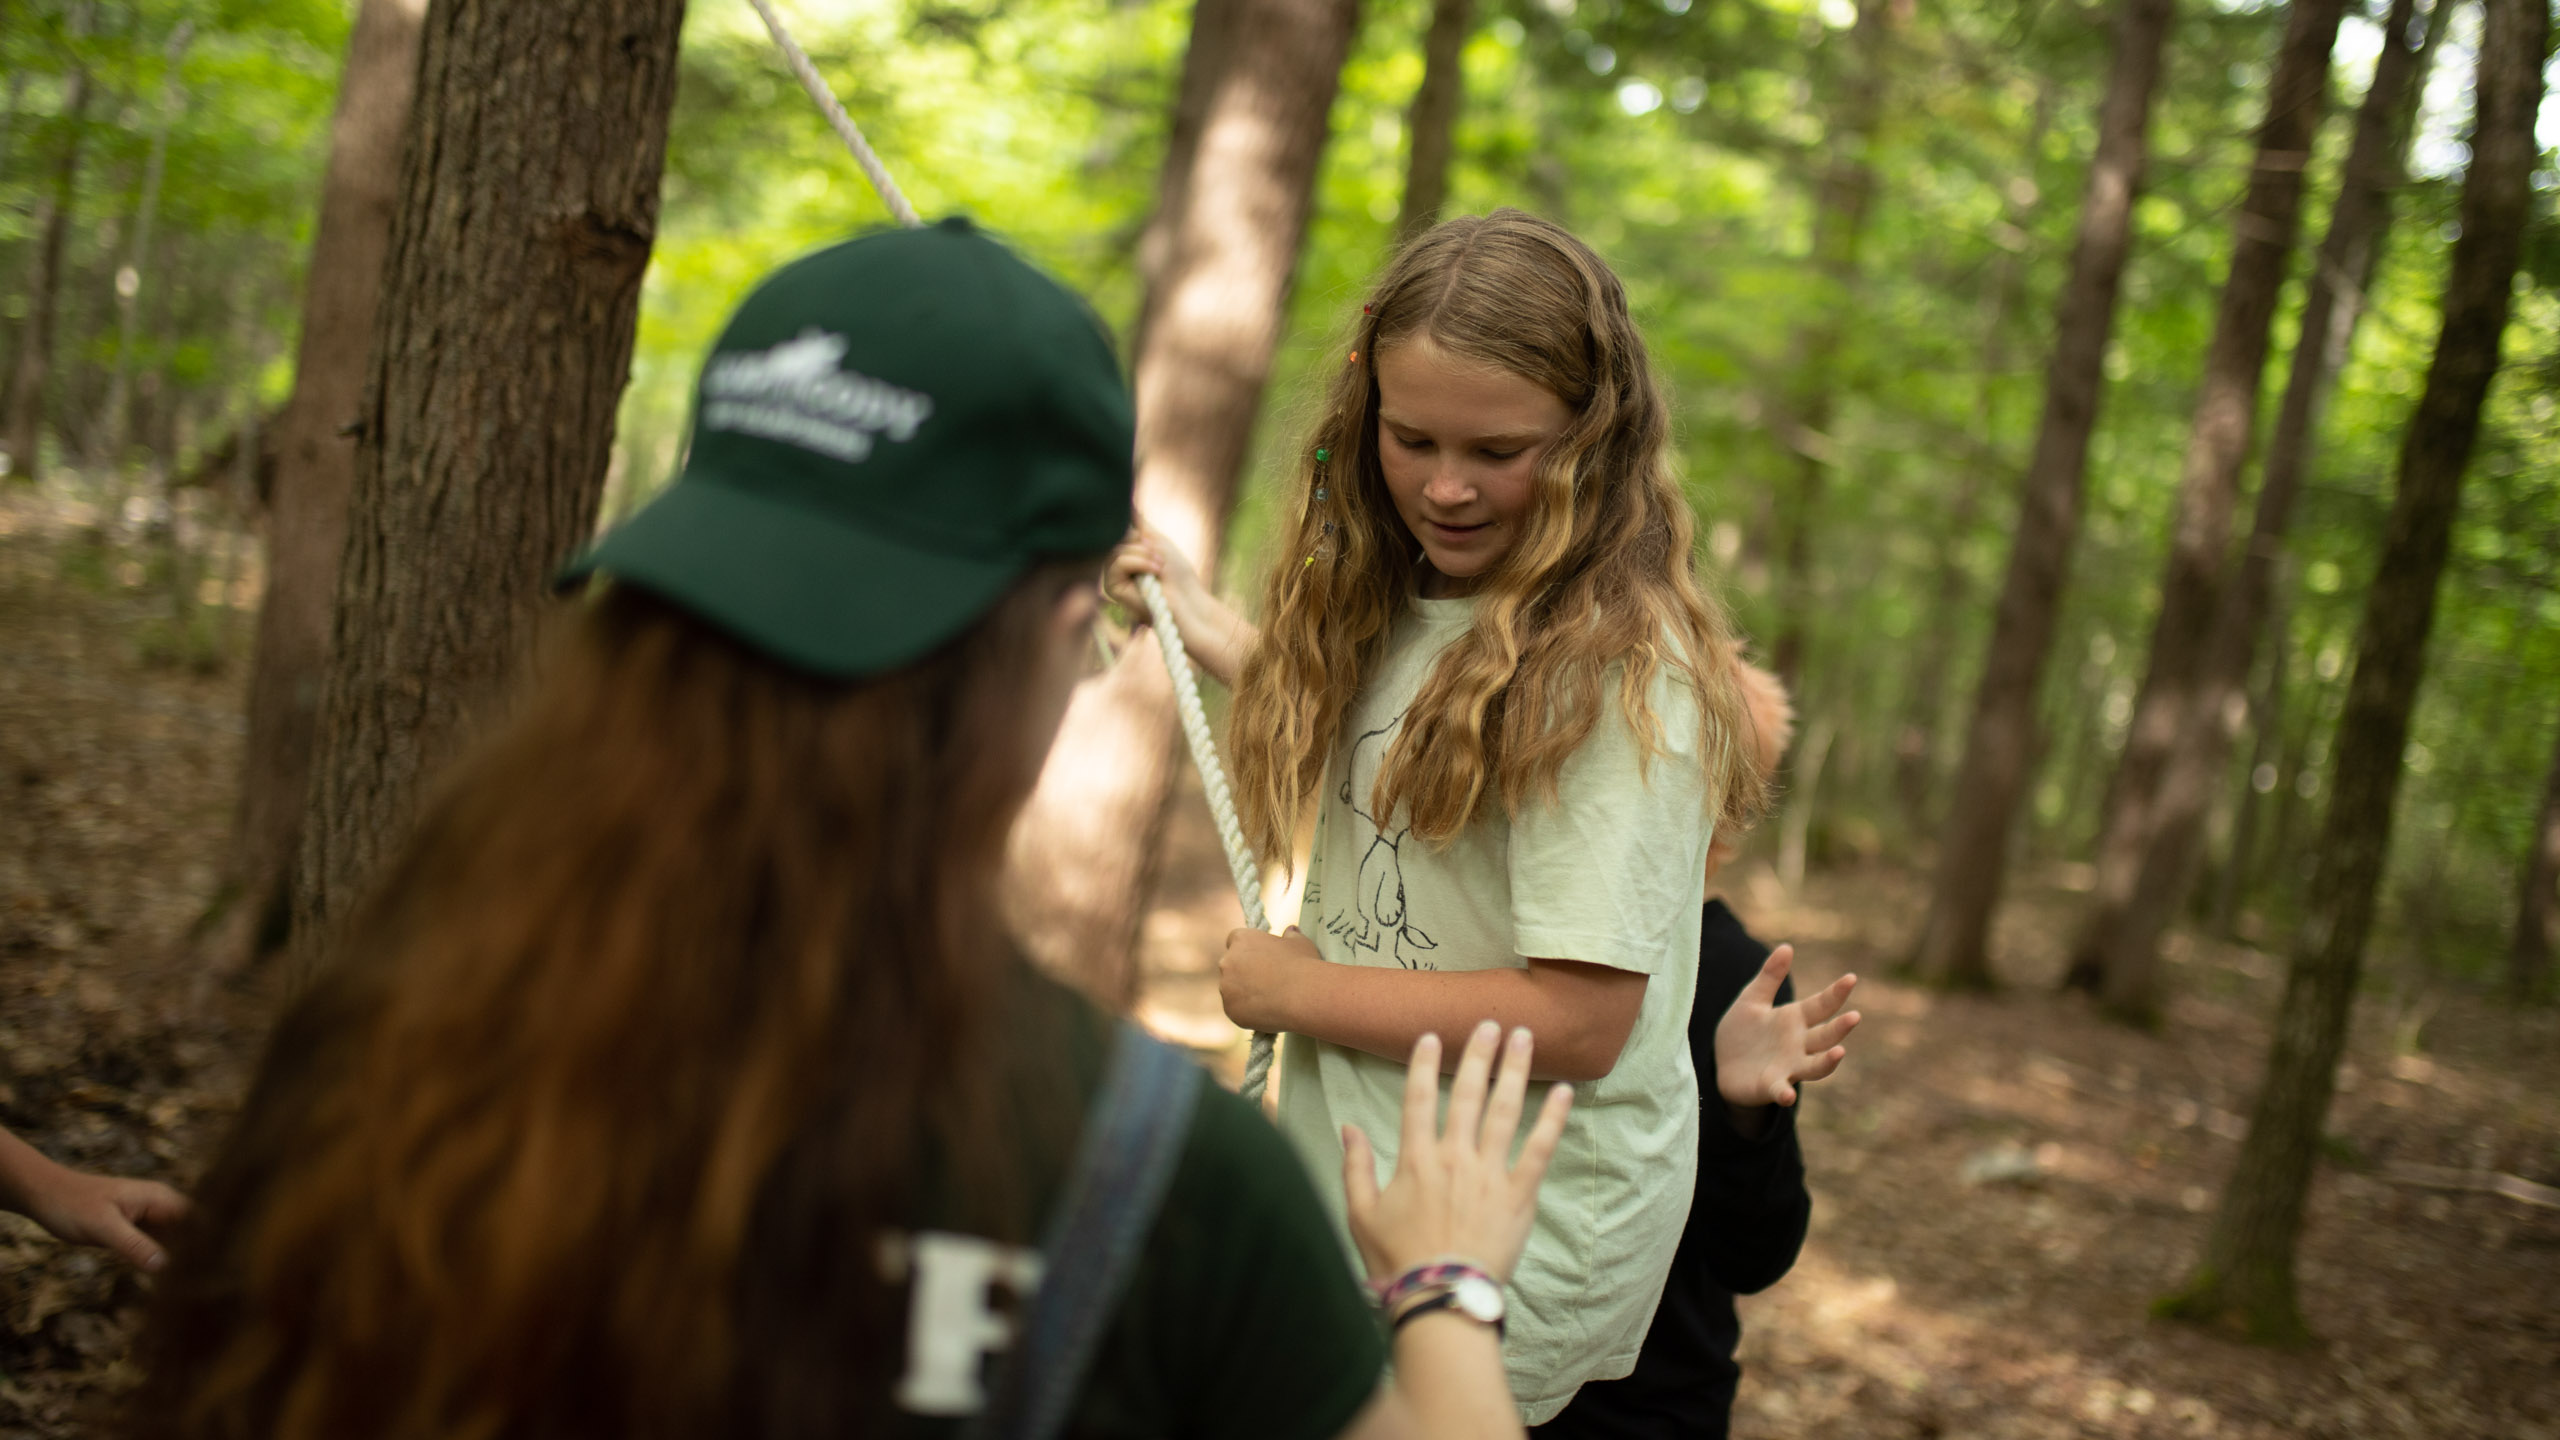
[1222,929,1645,1082]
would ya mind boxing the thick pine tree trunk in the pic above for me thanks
[1394,0,1474,243]
[2,15,93,486]
[1908,0,2176,989]
[2066,0,2349,1006]
[2513,714,2560,1002]
[2077,0,2444,1021]
[1768,0,1889,691]
[213,0,427,968]
[2161,0,2545,1339]
[291,0,687,950]
[1007,0,1362,1005]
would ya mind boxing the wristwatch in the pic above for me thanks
[1390,1271,1508,1338]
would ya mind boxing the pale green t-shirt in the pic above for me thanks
[1273,591,1714,1425]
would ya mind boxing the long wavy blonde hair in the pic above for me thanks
[1229,209,1769,862]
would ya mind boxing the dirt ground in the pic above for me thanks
[1,492,2554,1436]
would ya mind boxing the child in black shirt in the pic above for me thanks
[1533,663,1861,1439]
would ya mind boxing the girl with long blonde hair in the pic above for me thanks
[1114,209,1850,1423]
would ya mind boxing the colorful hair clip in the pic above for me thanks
[1306,444,1336,565]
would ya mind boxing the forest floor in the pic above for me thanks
[1,494,2555,1437]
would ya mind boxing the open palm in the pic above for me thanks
[1713,943,1859,1109]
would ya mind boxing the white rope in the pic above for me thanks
[1135,576,1279,1101]
[749,0,1278,1100]
[744,0,921,229]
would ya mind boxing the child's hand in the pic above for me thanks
[15,1159,189,1272]
[1713,944,1858,1111]
[1219,925,1322,1033]
[1103,516,1251,685]
[1342,1021,1573,1284]
[1103,517,1209,623]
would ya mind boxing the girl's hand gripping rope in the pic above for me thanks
[1103,517,1255,688]
[1219,924,1322,1035]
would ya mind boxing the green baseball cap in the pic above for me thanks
[562,217,1134,677]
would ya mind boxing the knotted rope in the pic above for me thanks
[752,2,1279,1101]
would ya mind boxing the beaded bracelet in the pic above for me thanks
[1369,1259,1496,1314]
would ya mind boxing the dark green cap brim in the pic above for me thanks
[558,477,1021,678]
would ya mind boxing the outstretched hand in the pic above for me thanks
[1342,1021,1573,1285]
[1714,943,1858,1111]
[17,1162,189,1272]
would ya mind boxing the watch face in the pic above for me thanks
[1451,1275,1506,1324]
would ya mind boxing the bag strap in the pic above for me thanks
[970,1019,1202,1440]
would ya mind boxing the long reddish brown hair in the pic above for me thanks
[133,571,1091,1440]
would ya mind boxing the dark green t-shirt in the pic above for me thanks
[736,964,1387,1440]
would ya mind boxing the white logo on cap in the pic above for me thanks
[700,328,935,463]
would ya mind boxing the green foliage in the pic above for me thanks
[628,0,2560,985]
[8,0,2551,987]
[0,0,342,467]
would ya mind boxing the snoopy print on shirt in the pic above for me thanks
[1306,717,1439,970]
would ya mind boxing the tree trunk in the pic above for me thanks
[1129,0,1242,364]
[210,0,428,968]
[2160,0,2544,1339]
[2213,579,2288,935]
[1394,0,1474,243]
[1007,0,1363,1005]
[2,9,94,486]
[1769,0,1891,692]
[2066,0,2350,1004]
[1896,77,2057,839]
[96,20,196,469]
[291,0,687,953]
[1907,0,2176,989]
[2075,0,2443,1022]
[2513,712,2560,1003]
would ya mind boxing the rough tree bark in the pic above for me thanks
[2514,713,2560,1003]
[210,0,428,968]
[2160,0,2545,1340]
[1008,0,1363,1005]
[1394,0,1474,243]
[2,7,94,486]
[1896,78,2057,838]
[2076,0,2446,1021]
[1908,0,2176,989]
[2065,0,2350,1006]
[291,0,688,951]
[1769,0,1890,691]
